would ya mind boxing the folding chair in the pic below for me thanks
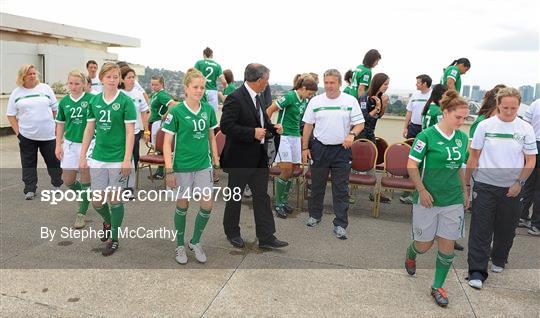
[373,142,415,218]
[349,139,378,213]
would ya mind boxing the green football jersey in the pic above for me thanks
[410,126,468,206]
[441,65,462,92]
[194,59,223,91]
[422,104,443,129]
[56,92,93,143]
[223,83,236,96]
[349,64,372,97]
[161,101,218,172]
[276,90,308,136]
[343,85,355,97]
[87,91,137,162]
[149,89,173,123]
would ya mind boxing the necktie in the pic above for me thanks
[255,94,263,127]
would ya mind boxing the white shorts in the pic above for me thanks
[61,140,82,170]
[275,135,301,164]
[175,167,213,200]
[89,159,133,191]
[151,121,162,146]
[412,204,465,241]
[205,90,218,113]
[86,139,95,160]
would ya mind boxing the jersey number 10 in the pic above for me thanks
[192,119,206,132]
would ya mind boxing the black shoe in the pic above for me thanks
[369,193,391,203]
[431,287,449,307]
[227,236,245,248]
[100,222,111,242]
[258,237,289,249]
[102,241,119,256]
[275,205,287,219]
[124,187,135,201]
[283,203,294,214]
[454,241,464,251]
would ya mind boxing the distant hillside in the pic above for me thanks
[138,67,185,100]
[138,67,300,101]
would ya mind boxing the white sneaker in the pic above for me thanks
[399,195,413,204]
[306,216,321,227]
[333,225,348,240]
[243,185,252,198]
[491,264,504,273]
[25,192,36,200]
[468,279,483,289]
[73,213,86,229]
[528,226,540,236]
[188,242,207,263]
[175,246,187,264]
[53,186,62,191]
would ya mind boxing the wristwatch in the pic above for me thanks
[517,179,526,187]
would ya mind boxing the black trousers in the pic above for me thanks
[308,139,352,228]
[520,141,540,228]
[133,131,143,170]
[467,181,521,281]
[406,123,422,139]
[223,147,276,242]
[18,134,62,194]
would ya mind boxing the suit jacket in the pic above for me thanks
[220,84,277,170]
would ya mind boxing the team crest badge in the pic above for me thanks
[456,139,462,147]
[112,103,121,111]
[201,112,208,120]
[81,101,88,108]
[513,133,525,142]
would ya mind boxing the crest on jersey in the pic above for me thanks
[363,74,369,81]
[112,103,120,111]
[81,101,88,108]
[341,105,348,111]
[201,112,208,120]
[450,69,458,76]
[456,139,462,147]
[513,133,525,142]
[277,96,286,104]
[414,140,426,152]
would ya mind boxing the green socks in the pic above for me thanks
[174,207,187,246]
[94,203,111,225]
[275,178,287,206]
[156,166,164,175]
[406,241,424,260]
[190,208,211,245]
[110,203,125,242]
[79,183,91,215]
[283,180,292,205]
[433,251,455,289]
[68,181,91,215]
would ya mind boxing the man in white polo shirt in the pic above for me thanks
[520,98,540,235]
[86,60,102,94]
[403,74,432,139]
[301,69,365,240]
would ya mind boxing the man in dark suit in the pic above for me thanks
[220,63,289,249]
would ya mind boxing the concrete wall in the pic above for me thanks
[1,39,118,95]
